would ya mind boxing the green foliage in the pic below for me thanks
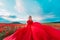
[0,31,5,40]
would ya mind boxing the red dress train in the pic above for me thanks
[3,20,60,40]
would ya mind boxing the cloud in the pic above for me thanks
[0,0,56,23]
[32,16,44,22]
[9,16,17,18]
[0,9,17,22]
[44,12,56,18]
[14,0,44,22]
[15,0,28,16]
[27,1,43,16]
[0,9,11,16]
[0,8,28,22]
[0,2,4,7]
[31,13,56,22]
[0,9,28,22]
[15,0,25,13]
[14,0,56,22]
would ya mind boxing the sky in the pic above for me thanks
[0,0,60,23]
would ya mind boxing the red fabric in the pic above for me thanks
[27,20,33,25]
[3,21,60,40]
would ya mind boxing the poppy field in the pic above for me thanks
[0,23,60,40]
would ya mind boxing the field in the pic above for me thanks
[0,23,60,40]
[43,23,60,30]
[0,23,25,40]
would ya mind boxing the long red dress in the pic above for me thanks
[3,20,60,40]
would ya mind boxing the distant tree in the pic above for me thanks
[11,22,22,24]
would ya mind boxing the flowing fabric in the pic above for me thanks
[3,21,60,40]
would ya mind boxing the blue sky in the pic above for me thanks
[0,0,60,23]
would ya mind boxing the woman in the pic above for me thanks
[27,16,33,25]
[3,16,33,40]
[3,16,60,40]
